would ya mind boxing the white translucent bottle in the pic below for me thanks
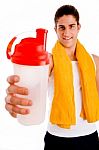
[6,28,49,125]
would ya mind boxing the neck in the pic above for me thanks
[65,47,77,61]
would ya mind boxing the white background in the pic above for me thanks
[0,0,99,150]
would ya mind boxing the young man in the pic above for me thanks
[5,5,99,150]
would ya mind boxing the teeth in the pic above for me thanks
[63,37,71,40]
[65,37,71,40]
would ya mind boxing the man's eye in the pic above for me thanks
[59,26,65,30]
[70,25,75,29]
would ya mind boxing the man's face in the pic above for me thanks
[55,15,81,49]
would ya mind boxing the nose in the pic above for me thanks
[63,28,70,36]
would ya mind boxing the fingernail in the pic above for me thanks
[14,76,19,82]
[7,95,11,103]
[28,100,32,106]
[26,109,30,114]
[24,88,28,95]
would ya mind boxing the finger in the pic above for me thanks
[7,75,20,84]
[7,85,28,95]
[5,94,32,106]
[12,106,30,115]
[5,103,30,115]
[9,111,17,118]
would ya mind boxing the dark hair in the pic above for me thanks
[54,5,80,26]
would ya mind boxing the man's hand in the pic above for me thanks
[5,75,32,118]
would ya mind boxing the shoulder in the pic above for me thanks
[92,54,99,92]
[92,54,99,73]
[92,54,99,70]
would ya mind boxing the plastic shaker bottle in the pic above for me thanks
[6,28,49,125]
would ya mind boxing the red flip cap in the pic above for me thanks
[6,28,49,66]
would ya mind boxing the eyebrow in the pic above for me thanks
[57,25,65,28]
[58,23,76,27]
[69,23,76,26]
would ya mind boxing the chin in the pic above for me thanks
[62,42,72,48]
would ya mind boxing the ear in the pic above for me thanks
[77,23,81,31]
[54,26,57,33]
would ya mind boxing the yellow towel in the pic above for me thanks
[50,40,99,128]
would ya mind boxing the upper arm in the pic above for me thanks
[48,53,54,77]
[92,54,99,94]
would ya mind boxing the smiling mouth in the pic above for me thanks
[63,37,72,40]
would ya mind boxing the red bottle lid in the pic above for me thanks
[6,28,49,66]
